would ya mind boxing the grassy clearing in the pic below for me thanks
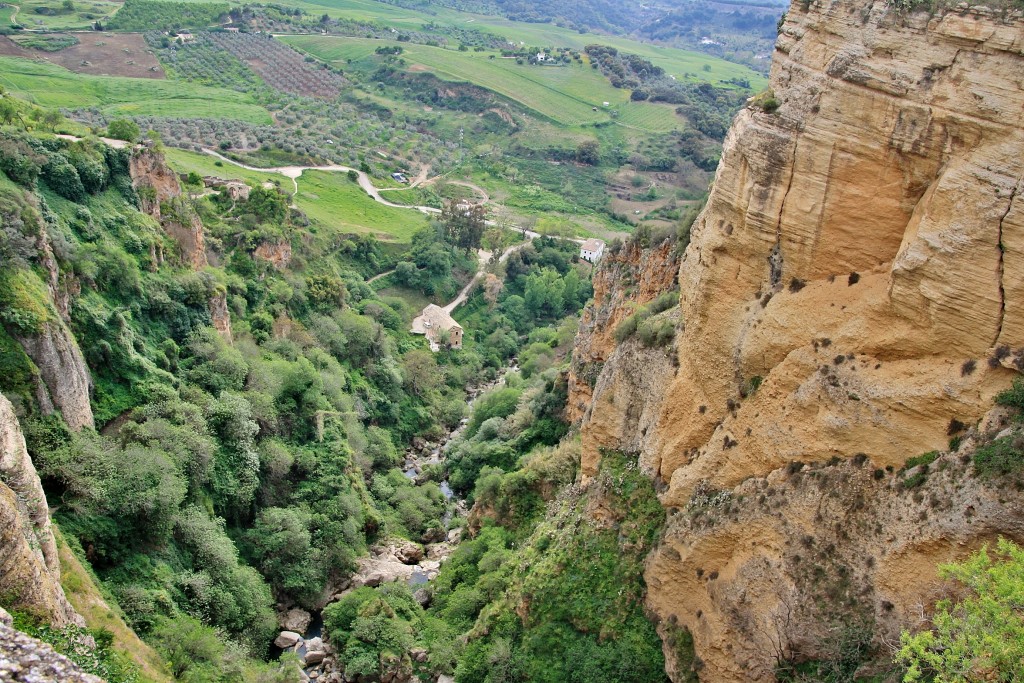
[295,170,430,242]
[0,56,270,122]
[163,147,286,188]
[616,101,685,132]
[55,528,173,683]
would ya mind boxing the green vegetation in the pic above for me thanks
[10,610,141,683]
[295,170,429,242]
[897,538,1024,682]
[0,57,271,123]
[319,445,667,683]
[2,0,119,31]
[107,0,229,30]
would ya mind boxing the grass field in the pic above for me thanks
[163,147,287,187]
[7,0,121,30]
[615,101,685,133]
[164,148,431,241]
[295,170,430,242]
[283,35,625,126]
[0,56,271,122]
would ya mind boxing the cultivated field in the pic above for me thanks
[284,35,628,126]
[208,31,346,99]
[0,55,271,122]
[270,0,766,87]
[0,32,164,79]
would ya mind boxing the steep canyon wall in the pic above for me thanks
[574,0,1024,679]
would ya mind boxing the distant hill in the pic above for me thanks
[381,0,785,71]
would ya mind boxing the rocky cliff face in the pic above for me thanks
[13,321,94,433]
[0,394,83,628]
[567,239,680,423]
[131,147,208,269]
[575,0,1024,679]
[0,610,100,683]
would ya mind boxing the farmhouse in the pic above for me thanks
[580,238,605,263]
[411,304,463,351]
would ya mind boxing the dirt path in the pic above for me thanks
[367,268,396,285]
[200,148,441,215]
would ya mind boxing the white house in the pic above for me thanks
[580,238,605,263]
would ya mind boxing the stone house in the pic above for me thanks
[411,304,463,351]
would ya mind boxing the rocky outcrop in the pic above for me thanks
[131,147,208,269]
[574,0,1024,679]
[0,615,101,683]
[13,320,94,433]
[209,292,233,343]
[255,240,292,270]
[0,395,83,627]
[567,238,680,422]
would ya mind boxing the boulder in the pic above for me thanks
[280,607,312,634]
[413,588,431,607]
[409,648,428,663]
[438,676,456,683]
[446,528,462,544]
[420,527,446,543]
[305,649,327,666]
[393,541,424,565]
[275,631,302,648]
[305,637,324,652]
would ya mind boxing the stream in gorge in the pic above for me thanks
[281,360,520,676]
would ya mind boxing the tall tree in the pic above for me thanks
[441,199,486,253]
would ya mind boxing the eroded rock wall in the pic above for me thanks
[567,239,680,423]
[13,320,94,433]
[0,394,83,627]
[573,0,1024,679]
[131,147,208,269]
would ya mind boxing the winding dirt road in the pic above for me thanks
[201,148,441,215]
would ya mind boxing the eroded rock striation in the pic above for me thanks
[574,0,1024,679]
[0,394,83,628]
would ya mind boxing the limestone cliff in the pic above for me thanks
[574,0,1024,679]
[12,320,95,433]
[0,394,83,628]
[0,610,100,683]
[567,238,680,422]
[131,147,208,269]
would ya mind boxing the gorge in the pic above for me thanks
[2,0,1024,680]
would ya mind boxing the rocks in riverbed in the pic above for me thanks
[280,607,312,634]
[413,587,431,607]
[392,540,424,564]
[275,631,302,648]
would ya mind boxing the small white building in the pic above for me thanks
[580,238,605,263]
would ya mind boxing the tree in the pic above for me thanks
[440,199,486,253]
[575,140,600,165]
[42,109,62,132]
[0,98,19,125]
[896,538,1024,682]
[107,119,140,143]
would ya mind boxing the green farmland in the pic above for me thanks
[295,170,431,242]
[0,56,271,123]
